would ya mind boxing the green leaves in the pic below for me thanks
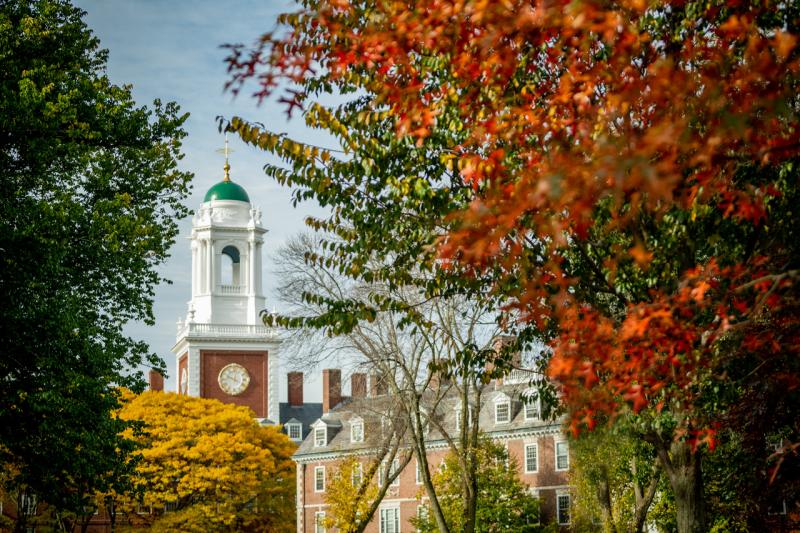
[0,0,191,516]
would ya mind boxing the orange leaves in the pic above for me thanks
[225,0,800,454]
[772,31,798,62]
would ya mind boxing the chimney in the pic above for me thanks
[322,369,342,414]
[148,369,164,392]
[351,373,367,399]
[288,372,304,407]
[369,372,388,397]
[488,335,520,383]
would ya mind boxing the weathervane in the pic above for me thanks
[215,133,235,182]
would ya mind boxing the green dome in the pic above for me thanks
[204,180,250,203]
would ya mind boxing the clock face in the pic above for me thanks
[218,363,250,396]
[180,368,188,395]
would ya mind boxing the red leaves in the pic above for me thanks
[225,0,800,449]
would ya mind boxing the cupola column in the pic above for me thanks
[248,238,257,296]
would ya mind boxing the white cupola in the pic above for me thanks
[187,158,265,325]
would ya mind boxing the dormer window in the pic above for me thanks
[454,403,474,432]
[419,407,431,436]
[314,427,327,447]
[351,418,364,443]
[286,422,302,441]
[524,389,541,421]
[494,393,511,424]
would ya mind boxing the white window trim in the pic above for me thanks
[287,422,302,441]
[136,503,151,515]
[768,499,788,515]
[315,511,327,533]
[314,466,325,492]
[556,492,571,525]
[314,426,327,447]
[351,419,364,443]
[391,458,401,486]
[380,505,401,533]
[495,401,511,424]
[524,391,541,421]
[416,504,428,532]
[352,462,363,487]
[555,440,570,472]
[524,443,539,473]
[419,407,430,436]
[415,459,423,485]
[380,458,401,487]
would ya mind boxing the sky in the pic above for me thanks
[75,0,334,401]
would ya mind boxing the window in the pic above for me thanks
[315,511,327,533]
[419,408,430,436]
[390,459,401,486]
[557,493,571,525]
[524,394,540,421]
[314,427,326,447]
[220,245,241,286]
[415,460,423,484]
[315,466,325,492]
[380,458,401,486]
[136,503,151,515]
[495,402,510,424]
[416,505,429,532]
[352,462,363,487]
[555,441,569,471]
[287,423,302,441]
[524,443,538,473]
[768,499,788,515]
[380,506,400,533]
[454,405,474,432]
[351,419,364,443]
[19,494,37,516]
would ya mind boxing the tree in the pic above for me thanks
[109,391,296,532]
[273,233,515,533]
[411,438,542,533]
[224,2,800,531]
[320,457,380,533]
[0,0,192,523]
[570,422,662,533]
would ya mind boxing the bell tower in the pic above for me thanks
[172,144,280,422]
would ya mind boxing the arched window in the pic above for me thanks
[220,245,241,287]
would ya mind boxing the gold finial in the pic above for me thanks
[216,134,235,182]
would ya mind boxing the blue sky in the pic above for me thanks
[75,0,332,400]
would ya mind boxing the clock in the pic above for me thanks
[218,363,250,396]
[180,368,188,395]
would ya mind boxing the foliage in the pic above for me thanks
[411,439,542,533]
[225,1,800,530]
[109,391,296,532]
[570,423,663,533]
[273,233,505,533]
[321,457,380,533]
[0,0,192,520]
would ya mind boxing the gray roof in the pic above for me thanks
[294,377,561,460]
[279,402,323,440]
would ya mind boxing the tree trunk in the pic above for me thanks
[629,458,660,533]
[595,466,618,533]
[654,440,705,533]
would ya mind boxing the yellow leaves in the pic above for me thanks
[116,392,296,531]
[323,457,379,532]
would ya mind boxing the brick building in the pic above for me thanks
[293,368,572,532]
